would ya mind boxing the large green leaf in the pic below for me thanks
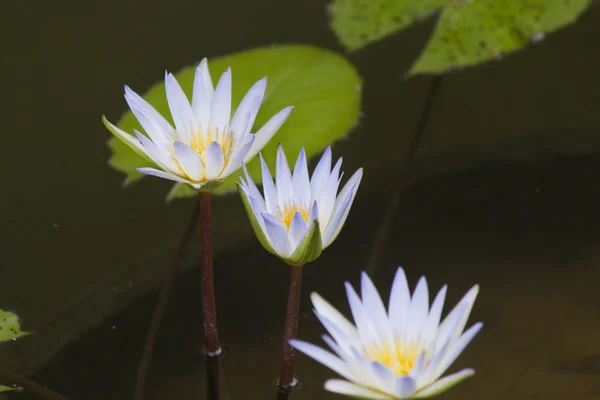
[107,45,362,201]
[0,309,29,343]
[328,0,590,74]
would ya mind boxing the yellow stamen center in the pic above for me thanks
[367,342,421,376]
[275,203,310,231]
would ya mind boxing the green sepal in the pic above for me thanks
[0,385,16,392]
[102,115,157,168]
[287,220,322,267]
[237,183,277,256]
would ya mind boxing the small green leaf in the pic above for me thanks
[0,385,16,392]
[288,220,323,266]
[107,45,362,201]
[237,183,277,256]
[328,0,591,74]
[0,309,29,342]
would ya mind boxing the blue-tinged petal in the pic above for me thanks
[432,322,482,382]
[435,285,479,353]
[389,267,411,337]
[345,282,375,346]
[324,379,392,400]
[369,361,397,395]
[407,277,429,344]
[321,334,346,360]
[288,212,309,250]
[230,77,266,139]
[136,167,192,184]
[276,145,294,207]
[315,313,360,359]
[237,186,275,255]
[292,148,311,205]
[311,292,361,348]
[309,147,332,203]
[125,86,172,148]
[318,157,343,226]
[173,141,204,182]
[360,272,395,350]
[192,59,213,131]
[165,73,196,141]
[240,163,263,202]
[205,141,225,180]
[244,106,293,164]
[322,168,362,247]
[222,132,254,177]
[410,351,427,379]
[414,369,474,398]
[262,213,292,258]
[394,375,417,399]
[418,340,451,387]
[289,341,358,383]
[259,153,277,213]
[210,67,232,134]
[421,285,447,350]
[308,200,319,227]
[134,130,177,173]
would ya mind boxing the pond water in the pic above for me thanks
[2,0,600,399]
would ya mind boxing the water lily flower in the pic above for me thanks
[238,146,362,266]
[103,58,293,191]
[290,268,482,399]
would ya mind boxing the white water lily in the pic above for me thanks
[103,58,293,191]
[290,268,482,399]
[238,146,362,266]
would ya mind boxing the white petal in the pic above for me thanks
[210,67,232,133]
[308,200,319,228]
[125,86,172,147]
[321,168,363,247]
[318,157,343,226]
[275,145,294,207]
[410,351,427,379]
[205,141,225,180]
[240,164,263,202]
[324,380,391,400]
[311,292,361,348]
[433,322,482,381]
[259,154,277,213]
[173,141,204,182]
[136,167,192,184]
[321,334,346,359]
[290,341,357,382]
[247,194,267,231]
[421,286,447,350]
[369,362,397,394]
[316,314,361,360]
[230,77,266,138]
[389,267,411,337]
[288,212,309,250]
[414,369,474,398]
[261,213,292,258]
[292,148,311,206]
[192,59,213,131]
[243,106,293,164]
[407,277,429,344]
[310,147,332,203]
[165,73,196,140]
[395,375,417,398]
[360,272,394,349]
[221,134,255,177]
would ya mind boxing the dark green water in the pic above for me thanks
[2,0,600,399]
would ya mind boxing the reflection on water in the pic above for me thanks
[20,154,600,400]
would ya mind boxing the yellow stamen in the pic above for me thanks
[275,203,310,231]
[367,342,421,376]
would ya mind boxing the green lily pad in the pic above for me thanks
[107,45,362,201]
[0,309,29,343]
[328,0,590,74]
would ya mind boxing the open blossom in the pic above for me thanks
[103,58,293,191]
[291,268,482,399]
[238,146,362,266]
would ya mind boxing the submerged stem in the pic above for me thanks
[0,369,68,400]
[278,265,304,389]
[199,191,221,356]
[132,203,200,400]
